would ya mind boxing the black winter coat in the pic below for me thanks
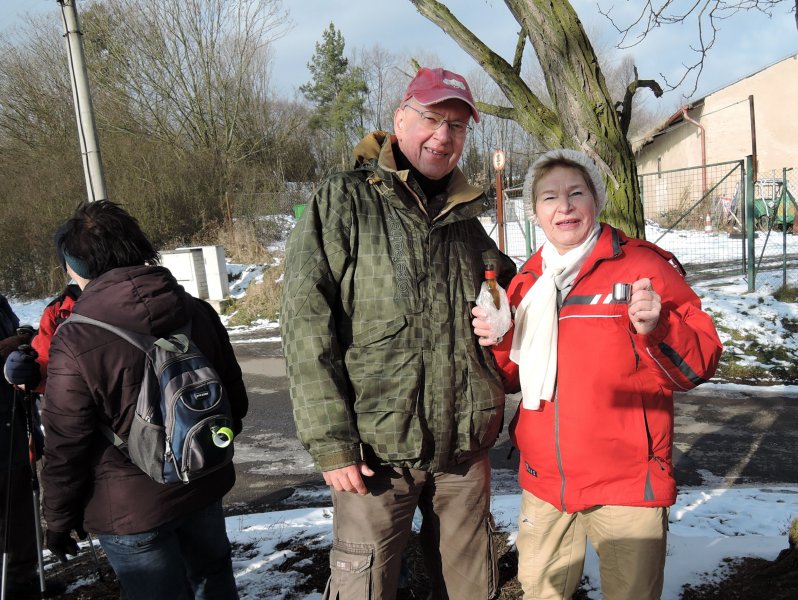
[0,294,29,469]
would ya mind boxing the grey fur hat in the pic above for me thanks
[522,148,607,221]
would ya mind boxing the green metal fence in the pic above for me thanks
[638,157,797,289]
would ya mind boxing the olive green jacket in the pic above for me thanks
[280,132,516,472]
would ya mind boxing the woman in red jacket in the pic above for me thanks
[472,149,723,600]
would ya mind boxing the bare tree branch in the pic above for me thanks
[409,0,562,146]
[597,0,790,95]
[512,29,526,74]
[615,66,664,135]
[483,103,519,121]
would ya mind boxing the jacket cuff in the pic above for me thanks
[315,447,362,471]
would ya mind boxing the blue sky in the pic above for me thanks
[5,0,798,107]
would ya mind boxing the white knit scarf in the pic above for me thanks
[510,225,601,409]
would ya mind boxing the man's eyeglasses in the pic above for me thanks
[403,105,472,138]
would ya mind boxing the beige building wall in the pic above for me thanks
[635,53,798,221]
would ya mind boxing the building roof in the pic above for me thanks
[631,51,798,153]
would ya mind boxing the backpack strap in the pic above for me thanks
[64,313,156,352]
[61,314,192,451]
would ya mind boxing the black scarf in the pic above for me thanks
[393,144,452,219]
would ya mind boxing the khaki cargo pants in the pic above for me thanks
[516,491,668,600]
[322,455,497,600]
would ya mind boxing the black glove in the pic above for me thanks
[3,349,41,388]
[46,529,82,563]
[16,326,35,343]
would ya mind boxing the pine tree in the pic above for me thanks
[299,23,368,172]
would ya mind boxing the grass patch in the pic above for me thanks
[216,220,275,264]
[714,338,798,384]
[773,284,798,303]
[716,361,771,383]
[781,317,798,334]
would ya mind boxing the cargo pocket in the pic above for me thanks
[322,541,374,599]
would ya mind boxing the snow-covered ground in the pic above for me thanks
[220,486,798,599]
[7,221,798,598]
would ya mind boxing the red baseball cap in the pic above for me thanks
[402,67,480,123]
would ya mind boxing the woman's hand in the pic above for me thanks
[628,278,661,335]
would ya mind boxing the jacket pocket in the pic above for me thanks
[455,365,505,459]
[347,314,423,461]
[351,315,407,347]
[323,541,374,599]
[353,395,423,462]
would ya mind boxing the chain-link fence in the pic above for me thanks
[639,160,797,285]
[480,185,546,263]
[750,168,797,289]
[638,160,746,269]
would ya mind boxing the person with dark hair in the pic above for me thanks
[58,200,159,280]
[281,67,515,599]
[37,200,248,600]
[473,149,723,600]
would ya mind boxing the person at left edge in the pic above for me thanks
[41,200,248,600]
[4,222,82,397]
[0,294,40,599]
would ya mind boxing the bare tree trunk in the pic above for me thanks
[410,0,646,238]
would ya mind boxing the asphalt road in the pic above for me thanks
[223,326,798,515]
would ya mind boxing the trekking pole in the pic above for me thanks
[21,388,47,597]
[86,534,104,582]
[1,389,20,600]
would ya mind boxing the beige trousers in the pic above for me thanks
[322,455,497,600]
[516,491,668,600]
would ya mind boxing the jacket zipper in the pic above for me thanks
[552,293,567,512]
[650,454,666,470]
[555,387,567,512]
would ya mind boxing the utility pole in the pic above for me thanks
[58,0,107,202]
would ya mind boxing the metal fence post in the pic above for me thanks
[745,155,756,291]
[783,167,792,289]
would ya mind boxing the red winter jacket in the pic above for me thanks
[492,224,722,513]
[32,284,80,394]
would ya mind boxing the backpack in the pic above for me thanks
[64,314,235,484]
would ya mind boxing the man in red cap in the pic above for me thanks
[281,67,515,599]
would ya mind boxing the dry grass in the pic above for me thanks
[226,265,283,326]
[214,220,275,265]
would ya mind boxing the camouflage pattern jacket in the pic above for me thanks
[281,132,516,473]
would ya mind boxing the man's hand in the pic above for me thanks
[46,528,86,563]
[322,462,375,495]
[628,278,662,335]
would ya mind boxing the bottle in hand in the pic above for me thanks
[484,265,501,310]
